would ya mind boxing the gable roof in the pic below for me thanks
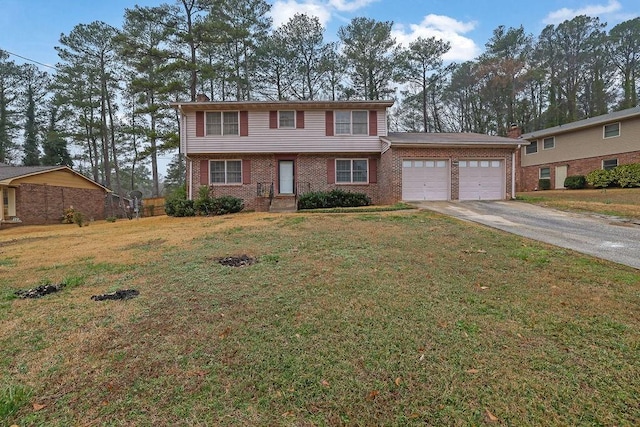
[381,132,525,148]
[521,106,640,140]
[0,164,111,192]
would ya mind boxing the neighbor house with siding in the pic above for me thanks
[0,163,110,226]
[518,106,640,191]
[173,99,524,211]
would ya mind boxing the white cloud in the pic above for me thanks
[392,14,480,62]
[543,0,622,25]
[328,0,379,12]
[270,1,333,28]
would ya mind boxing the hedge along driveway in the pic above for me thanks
[417,200,640,269]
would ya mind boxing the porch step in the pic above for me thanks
[269,196,297,213]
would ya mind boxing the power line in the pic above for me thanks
[3,50,58,71]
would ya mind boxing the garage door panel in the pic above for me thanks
[459,160,504,200]
[402,159,449,201]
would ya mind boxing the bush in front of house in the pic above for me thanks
[564,175,586,189]
[194,186,244,216]
[165,186,195,217]
[537,179,551,190]
[298,189,371,210]
[586,169,614,188]
[611,163,640,188]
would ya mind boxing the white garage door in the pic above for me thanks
[402,159,449,200]
[459,160,504,200]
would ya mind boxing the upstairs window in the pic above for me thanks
[206,112,239,135]
[602,159,618,170]
[603,123,620,138]
[335,111,368,135]
[543,137,555,150]
[279,111,295,128]
[525,141,538,154]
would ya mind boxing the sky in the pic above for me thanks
[1,0,639,70]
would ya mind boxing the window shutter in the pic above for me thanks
[369,158,377,183]
[269,111,277,129]
[240,111,249,136]
[296,111,305,129]
[242,160,251,184]
[196,111,204,137]
[327,158,335,184]
[200,159,209,185]
[325,111,334,136]
[369,110,378,136]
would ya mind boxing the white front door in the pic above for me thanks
[279,160,294,194]
[555,165,568,189]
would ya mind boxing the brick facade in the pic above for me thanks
[16,184,107,225]
[382,146,516,202]
[520,151,640,191]
[188,154,381,211]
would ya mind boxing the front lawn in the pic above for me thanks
[1,212,639,425]
[518,187,640,220]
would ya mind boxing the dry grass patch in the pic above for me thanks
[518,188,640,220]
[1,212,639,426]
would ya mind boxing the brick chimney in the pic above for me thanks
[196,93,210,102]
[507,123,521,139]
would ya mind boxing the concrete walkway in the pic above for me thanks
[416,200,640,270]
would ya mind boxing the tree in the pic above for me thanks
[397,36,451,132]
[609,17,640,109]
[19,64,50,166]
[0,50,20,163]
[338,17,399,100]
[41,97,73,167]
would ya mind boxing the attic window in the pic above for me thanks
[603,123,620,138]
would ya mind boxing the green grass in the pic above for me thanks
[1,211,639,426]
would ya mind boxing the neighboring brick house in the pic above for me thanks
[173,99,524,211]
[518,106,640,191]
[0,163,110,226]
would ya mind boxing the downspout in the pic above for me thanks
[512,146,520,199]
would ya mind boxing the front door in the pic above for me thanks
[279,160,294,194]
[555,165,568,189]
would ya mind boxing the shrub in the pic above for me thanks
[298,189,371,210]
[73,211,85,227]
[62,207,76,224]
[165,186,196,217]
[106,216,117,223]
[564,175,586,189]
[611,163,640,188]
[586,169,614,188]
[537,179,551,190]
[194,186,244,216]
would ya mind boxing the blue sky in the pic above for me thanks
[1,0,638,70]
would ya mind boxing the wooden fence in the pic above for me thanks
[142,197,166,216]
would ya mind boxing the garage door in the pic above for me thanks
[402,159,449,200]
[459,160,504,200]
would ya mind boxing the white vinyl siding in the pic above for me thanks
[186,110,385,154]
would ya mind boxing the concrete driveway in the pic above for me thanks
[416,200,640,270]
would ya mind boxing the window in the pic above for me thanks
[335,111,368,135]
[206,112,239,135]
[336,159,368,183]
[525,141,538,154]
[2,187,16,218]
[279,111,295,128]
[543,137,555,150]
[602,159,618,170]
[210,160,242,184]
[603,123,620,138]
[539,167,550,179]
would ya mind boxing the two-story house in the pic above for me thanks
[173,99,524,211]
[519,106,640,191]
